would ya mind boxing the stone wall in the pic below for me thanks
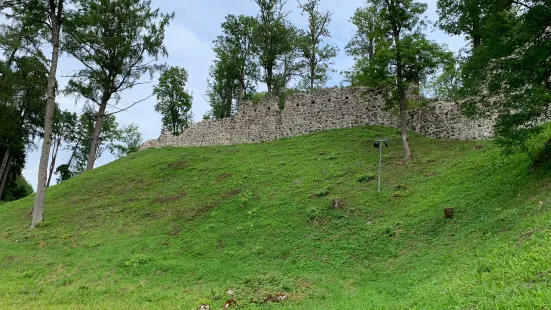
[140,87,494,150]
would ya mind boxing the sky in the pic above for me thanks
[21,0,466,190]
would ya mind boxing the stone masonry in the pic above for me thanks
[140,87,494,150]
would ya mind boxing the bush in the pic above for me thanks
[357,173,376,183]
[526,123,551,169]
[1,176,33,202]
[251,92,268,105]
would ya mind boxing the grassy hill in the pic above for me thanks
[1,126,551,309]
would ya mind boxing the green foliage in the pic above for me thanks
[1,175,33,202]
[357,173,376,183]
[153,66,193,134]
[47,108,79,186]
[458,1,551,155]
[54,164,73,184]
[250,92,268,104]
[1,126,550,308]
[57,105,120,179]
[123,254,152,268]
[63,0,174,107]
[424,55,462,101]
[346,0,452,96]
[205,60,237,119]
[346,0,453,160]
[206,15,258,119]
[0,55,48,147]
[111,124,142,158]
[0,27,48,196]
[296,0,338,93]
[253,0,297,94]
[52,108,78,143]
[436,0,494,48]
[63,0,174,167]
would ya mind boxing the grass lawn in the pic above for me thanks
[1,126,550,309]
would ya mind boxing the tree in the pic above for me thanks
[47,107,77,187]
[213,15,258,105]
[8,0,69,229]
[206,15,256,120]
[206,58,238,119]
[153,66,193,135]
[425,56,462,101]
[63,0,173,171]
[111,123,142,158]
[344,1,392,86]
[0,2,53,227]
[346,0,452,161]
[459,1,551,162]
[297,0,338,93]
[272,24,304,98]
[0,54,47,200]
[59,105,120,177]
[0,106,26,199]
[53,105,121,183]
[0,55,47,186]
[437,0,486,49]
[1,175,33,202]
[253,0,295,94]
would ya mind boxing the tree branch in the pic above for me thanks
[104,94,152,116]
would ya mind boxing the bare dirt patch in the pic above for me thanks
[168,160,189,169]
[217,173,233,181]
[153,192,187,204]
[222,189,242,199]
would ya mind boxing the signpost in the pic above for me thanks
[374,139,388,192]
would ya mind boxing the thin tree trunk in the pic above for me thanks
[67,140,78,166]
[86,97,109,171]
[47,138,62,187]
[0,150,9,185]
[238,80,244,106]
[473,35,481,49]
[310,66,315,94]
[399,96,411,160]
[0,155,11,201]
[472,17,482,49]
[32,1,63,229]
[310,42,315,94]
[392,30,412,161]
[266,67,273,94]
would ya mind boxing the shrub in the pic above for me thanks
[357,173,376,183]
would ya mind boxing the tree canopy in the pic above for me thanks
[458,0,551,160]
[153,66,193,135]
[346,0,453,160]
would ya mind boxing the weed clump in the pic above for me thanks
[357,173,376,183]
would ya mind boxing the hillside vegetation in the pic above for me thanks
[1,126,551,309]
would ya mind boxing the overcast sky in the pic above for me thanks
[21,0,466,190]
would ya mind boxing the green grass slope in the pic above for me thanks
[1,126,551,309]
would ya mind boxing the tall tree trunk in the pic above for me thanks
[65,140,79,169]
[310,43,315,94]
[238,79,244,107]
[392,30,412,161]
[32,1,63,229]
[472,13,482,49]
[0,150,9,185]
[0,155,11,201]
[47,138,62,187]
[473,34,482,49]
[266,67,273,94]
[310,65,315,94]
[86,97,109,171]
